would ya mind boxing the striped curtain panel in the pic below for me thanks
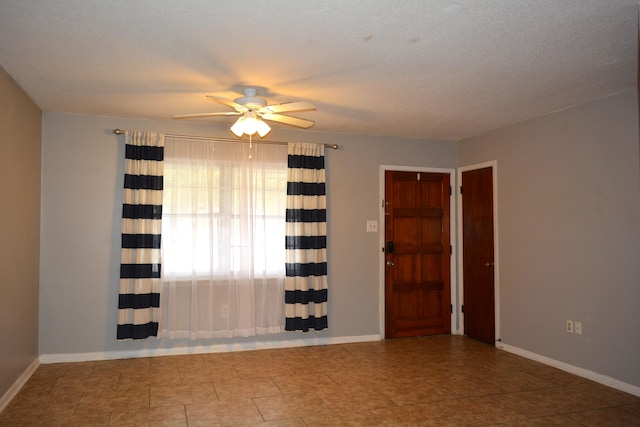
[285,142,328,331]
[117,131,164,340]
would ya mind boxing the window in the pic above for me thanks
[159,138,288,339]
[163,157,286,277]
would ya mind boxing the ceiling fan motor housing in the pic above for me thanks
[235,88,267,109]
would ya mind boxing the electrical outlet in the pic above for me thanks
[575,321,582,335]
[566,320,574,334]
[366,220,378,232]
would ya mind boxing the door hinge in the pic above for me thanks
[450,245,452,254]
[460,186,463,194]
[461,305,464,313]
[450,304,453,314]
[449,186,452,196]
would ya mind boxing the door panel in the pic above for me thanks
[385,171,451,338]
[462,167,495,344]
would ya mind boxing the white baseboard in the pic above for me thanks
[0,357,40,413]
[39,334,382,364]
[498,342,640,398]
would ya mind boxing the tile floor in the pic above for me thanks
[1,336,639,426]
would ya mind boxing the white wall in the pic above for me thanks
[39,113,457,358]
[0,66,41,400]
[458,89,640,388]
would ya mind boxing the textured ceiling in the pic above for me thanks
[0,0,637,141]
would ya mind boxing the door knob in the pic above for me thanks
[386,261,395,266]
[484,262,494,267]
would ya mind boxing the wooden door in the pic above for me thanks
[461,167,495,344]
[385,171,451,338]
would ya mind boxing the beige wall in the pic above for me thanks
[459,89,640,388]
[0,66,41,398]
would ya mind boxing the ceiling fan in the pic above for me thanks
[173,88,316,137]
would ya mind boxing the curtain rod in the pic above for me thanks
[111,129,339,150]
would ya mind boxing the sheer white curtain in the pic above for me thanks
[159,137,288,339]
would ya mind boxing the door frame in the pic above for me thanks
[378,165,458,337]
[457,161,501,344]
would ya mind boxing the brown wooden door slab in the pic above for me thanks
[385,171,451,338]
[461,167,495,344]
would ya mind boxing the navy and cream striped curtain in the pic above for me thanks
[117,131,164,340]
[285,142,328,331]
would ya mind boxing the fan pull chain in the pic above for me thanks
[248,134,253,160]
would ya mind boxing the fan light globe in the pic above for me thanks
[230,111,271,138]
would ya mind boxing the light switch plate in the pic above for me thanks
[366,220,378,232]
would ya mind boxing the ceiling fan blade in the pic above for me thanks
[261,101,316,114]
[260,113,315,129]
[173,112,241,119]
[206,95,248,112]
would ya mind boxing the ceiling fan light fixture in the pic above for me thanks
[230,111,271,138]
[230,117,247,137]
[254,117,271,137]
